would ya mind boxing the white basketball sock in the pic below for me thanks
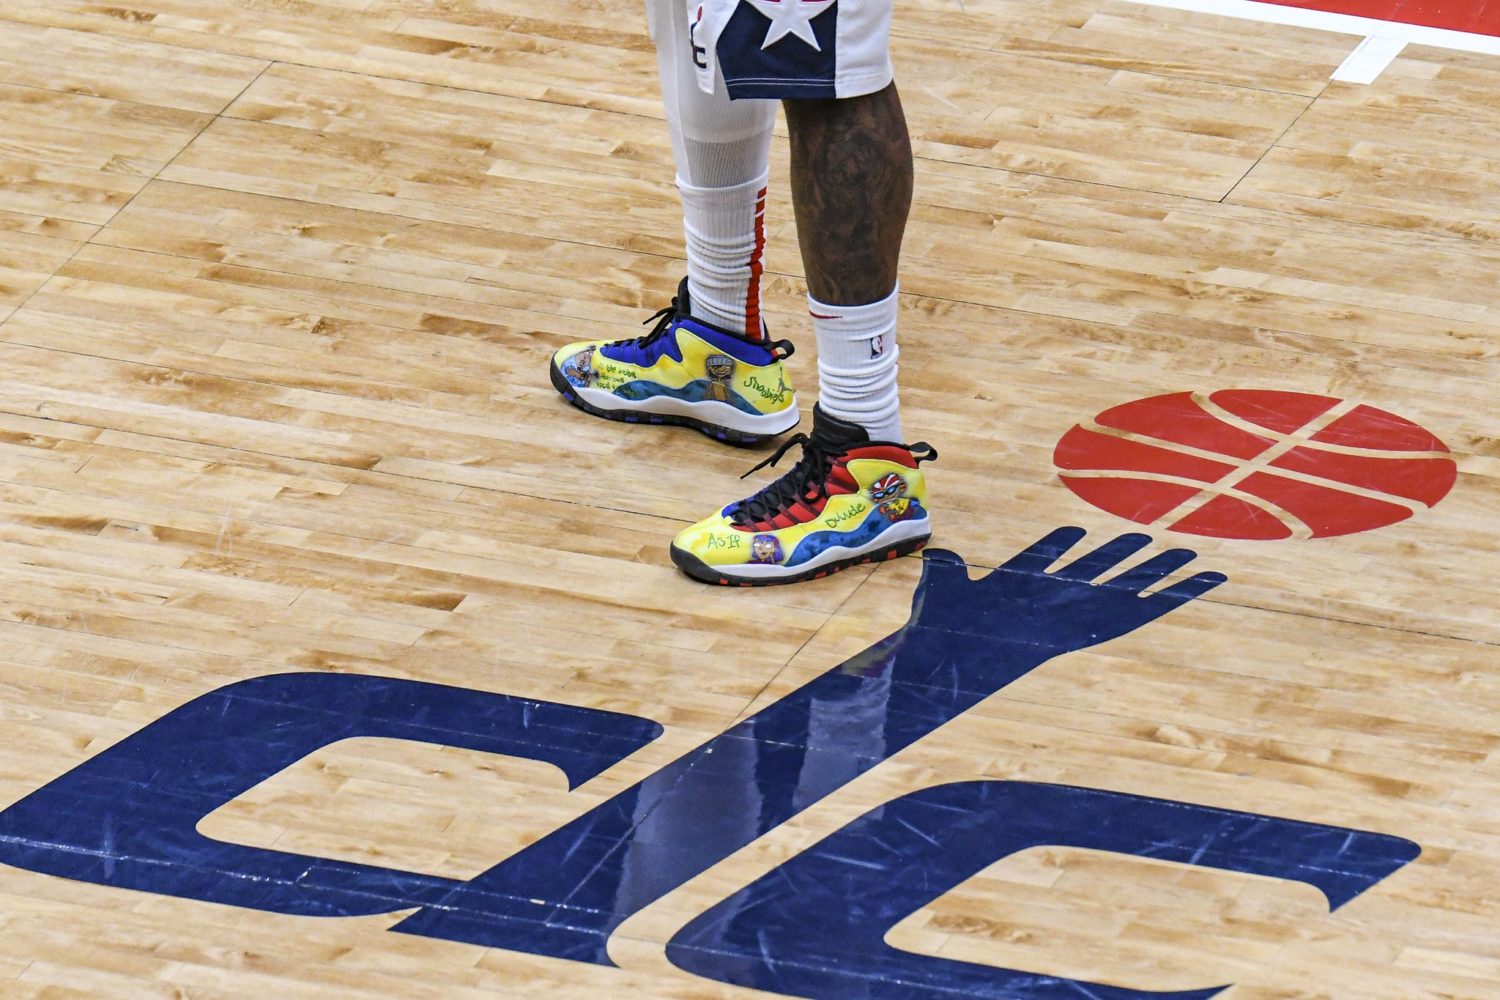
[680,171,768,339]
[811,286,902,442]
[652,0,776,340]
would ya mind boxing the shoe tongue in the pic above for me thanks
[809,405,871,453]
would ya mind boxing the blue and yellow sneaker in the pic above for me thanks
[549,279,800,445]
[670,406,937,586]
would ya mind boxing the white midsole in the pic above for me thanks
[709,518,932,579]
[573,384,800,436]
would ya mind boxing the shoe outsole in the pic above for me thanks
[669,534,930,587]
[550,360,779,447]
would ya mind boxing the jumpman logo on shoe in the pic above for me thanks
[745,0,835,51]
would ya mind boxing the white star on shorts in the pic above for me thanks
[745,0,835,51]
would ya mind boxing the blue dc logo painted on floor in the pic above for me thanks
[0,529,1418,998]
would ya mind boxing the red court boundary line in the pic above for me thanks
[1121,0,1500,82]
[1264,0,1500,38]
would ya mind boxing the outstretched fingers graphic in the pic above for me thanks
[910,527,1227,657]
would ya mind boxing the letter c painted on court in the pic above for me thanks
[0,672,662,918]
[667,780,1420,999]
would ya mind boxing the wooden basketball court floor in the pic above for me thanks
[0,1,1497,997]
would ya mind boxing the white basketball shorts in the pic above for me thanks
[653,0,895,100]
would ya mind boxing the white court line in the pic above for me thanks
[1332,35,1407,82]
[1122,0,1500,82]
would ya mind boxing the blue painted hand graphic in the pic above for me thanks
[914,526,1226,651]
[883,527,1226,695]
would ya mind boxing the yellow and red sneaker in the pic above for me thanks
[670,406,937,586]
[549,279,800,446]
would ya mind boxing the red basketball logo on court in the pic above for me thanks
[1054,390,1457,540]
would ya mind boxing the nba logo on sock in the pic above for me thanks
[1054,389,1458,540]
[869,334,884,357]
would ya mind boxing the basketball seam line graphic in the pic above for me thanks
[1061,422,1433,514]
[1190,390,1326,450]
[1151,397,1362,530]
[1089,415,1452,462]
[1193,391,1449,459]
[1057,471,1318,538]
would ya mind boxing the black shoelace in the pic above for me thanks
[627,292,795,357]
[626,296,684,349]
[731,432,838,526]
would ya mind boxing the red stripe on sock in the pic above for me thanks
[745,188,767,341]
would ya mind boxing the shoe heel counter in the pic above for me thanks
[737,356,797,415]
[851,456,927,510]
[907,464,931,507]
[896,463,931,521]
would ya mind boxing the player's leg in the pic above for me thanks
[669,3,936,586]
[656,0,776,337]
[784,82,911,444]
[548,0,799,445]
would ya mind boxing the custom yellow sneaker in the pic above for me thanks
[549,279,800,445]
[671,405,937,586]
